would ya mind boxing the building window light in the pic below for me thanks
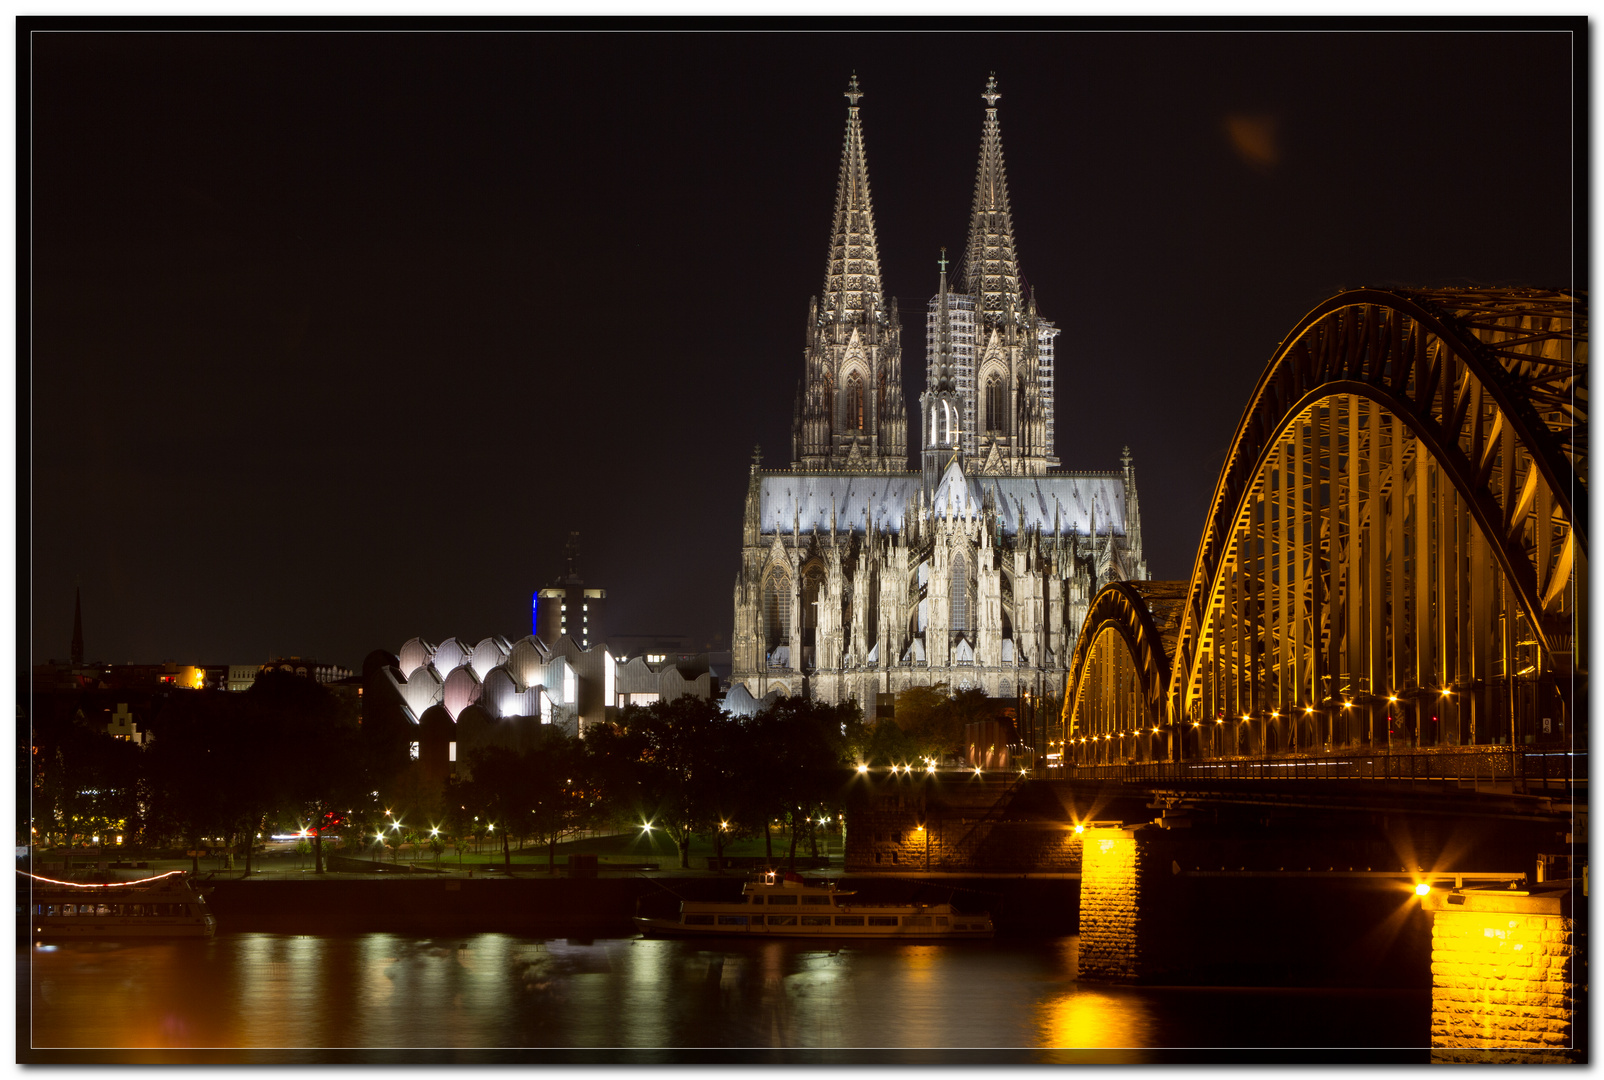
[409,742,419,761]
[449,742,457,762]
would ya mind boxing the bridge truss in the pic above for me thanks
[1066,287,1585,767]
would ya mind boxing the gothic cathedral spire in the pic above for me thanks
[960,73,1024,327]
[792,75,907,472]
[944,73,1059,477]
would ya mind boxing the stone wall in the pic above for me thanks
[1425,887,1579,1063]
[1075,828,1187,983]
[1076,830,1140,981]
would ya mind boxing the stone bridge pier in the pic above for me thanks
[1074,820,1583,1061]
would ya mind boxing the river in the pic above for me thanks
[20,933,1430,1063]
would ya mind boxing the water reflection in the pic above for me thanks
[23,934,1426,1058]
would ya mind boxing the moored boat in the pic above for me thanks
[634,870,993,939]
[22,870,217,938]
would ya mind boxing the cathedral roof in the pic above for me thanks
[959,75,1023,324]
[821,75,886,326]
[758,473,918,535]
[756,465,1129,539]
[930,463,1129,538]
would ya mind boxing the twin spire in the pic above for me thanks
[821,73,1024,329]
[821,73,886,326]
[960,73,1024,325]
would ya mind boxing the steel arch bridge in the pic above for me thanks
[1064,287,1585,771]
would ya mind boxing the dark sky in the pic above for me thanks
[27,27,1580,668]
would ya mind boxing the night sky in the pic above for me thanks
[27,27,1579,669]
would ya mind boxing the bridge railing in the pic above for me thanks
[1064,748,1586,794]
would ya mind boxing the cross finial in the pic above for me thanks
[982,72,1001,107]
[938,247,948,276]
[845,73,863,107]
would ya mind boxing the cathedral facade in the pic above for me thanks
[731,76,1147,715]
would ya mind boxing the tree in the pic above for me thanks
[249,670,370,875]
[751,696,859,870]
[593,697,737,869]
[31,698,144,866]
[462,744,534,870]
[523,727,595,872]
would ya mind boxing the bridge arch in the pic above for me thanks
[1065,580,1186,764]
[1166,288,1585,758]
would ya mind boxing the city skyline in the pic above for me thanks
[28,29,1578,668]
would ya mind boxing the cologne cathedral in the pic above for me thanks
[730,76,1147,715]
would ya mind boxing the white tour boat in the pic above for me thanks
[23,870,217,938]
[634,871,994,939]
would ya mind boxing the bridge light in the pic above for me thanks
[1343,701,1353,710]
[1415,883,1431,897]
[1074,824,1085,834]
[1270,711,1279,719]
[1241,714,1250,721]
[1441,688,1452,697]
[1388,695,1399,704]
[856,763,868,774]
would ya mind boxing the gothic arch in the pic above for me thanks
[762,566,793,649]
[978,358,1010,434]
[838,358,871,430]
[949,549,976,638]
[841,370,867,433]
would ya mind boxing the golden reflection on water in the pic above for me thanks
[1035,990,1154,1061]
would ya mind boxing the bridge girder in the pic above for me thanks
[1062,288,1585,764]
[1169,288,1585,755]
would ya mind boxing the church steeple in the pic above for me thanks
[960,73,1024,327]
[921,249,964,491]
[793,75,906,473]
[821,73,886,327]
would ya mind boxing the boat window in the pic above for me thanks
[130,905,143,916]
[867,916,898,926]
[766,894,797,905]
[766,915,796,926]
[61,905,76,916]
[834,916,864,926]
[97,904,111,916]
[800,896,831,905]
[801,916,831,926]
[936,917,948,925]
[683,914,716,925]
[716,915,748,926]
[904,916,933,927]
[750,895,763,904]
[45,904,56,916]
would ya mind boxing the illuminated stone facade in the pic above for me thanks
[732,76,1146,715]
[1425,889,1579,1063]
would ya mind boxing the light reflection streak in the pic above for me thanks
[1036,988,1154,1059]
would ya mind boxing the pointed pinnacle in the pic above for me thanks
[845,72,863,107]
[982,72,1000,108]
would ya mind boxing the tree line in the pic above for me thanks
[28,670,1028,872]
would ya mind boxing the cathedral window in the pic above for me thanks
[985,374,1004,433]
[764,575,792,647]
[844,374,865,432]
[950,553,971,636]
